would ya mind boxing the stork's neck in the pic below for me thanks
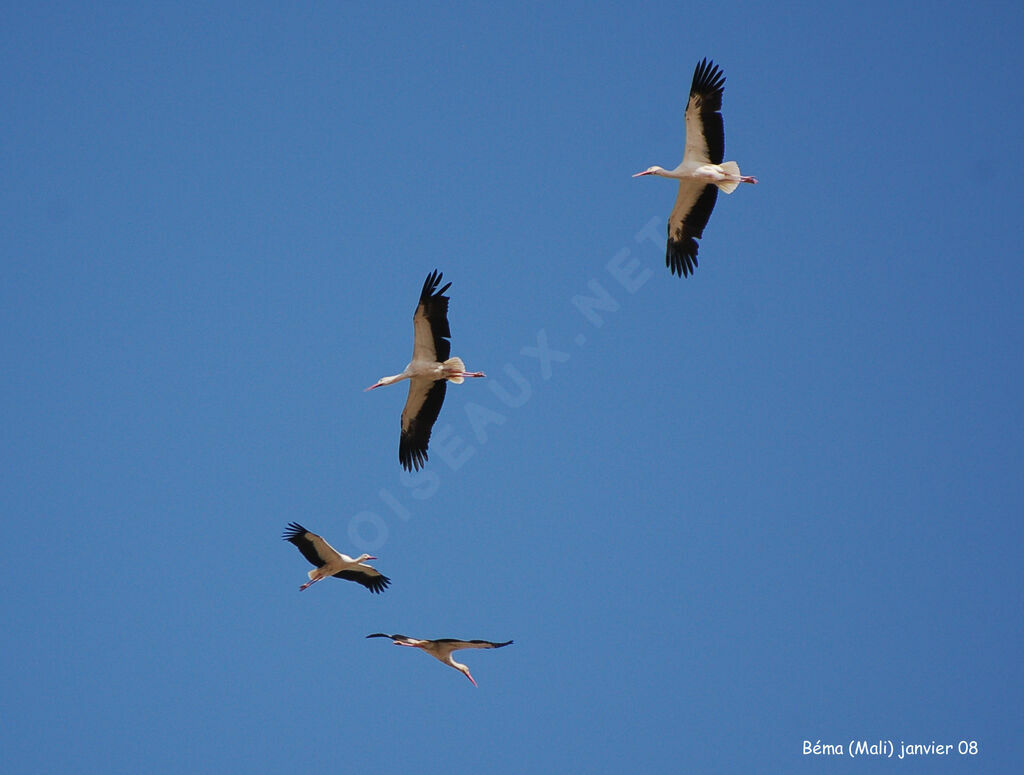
[447,656,469,675]
[453,660,477,686]
[658,164,689,179]
[367,370,411,391]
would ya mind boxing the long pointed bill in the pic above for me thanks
[364,383,382,391]
[465,670,478,687]
[632,170,655,177]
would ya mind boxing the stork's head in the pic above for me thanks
[355,554,377,563]
[365,375,397,391]
[458,664,478,687]
[632,165,665,178]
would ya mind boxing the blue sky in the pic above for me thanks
[2,2,1022,772]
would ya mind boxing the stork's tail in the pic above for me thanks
[717,162,742,194]
[444,357,466,383]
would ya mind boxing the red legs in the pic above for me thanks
[299,576,324,591]
[446,369,486,380]
[741,175,758,184]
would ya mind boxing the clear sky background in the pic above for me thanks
[2,2,1022,773]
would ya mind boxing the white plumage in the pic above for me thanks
[634,58,757,277]
[366,270,484,471]
[282,523,390,593]
[366,633,513,687]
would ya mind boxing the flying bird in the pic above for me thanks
[366,270,484,471]
[282,522,390,593]
[633,58,757,277]
[366,633,513,687]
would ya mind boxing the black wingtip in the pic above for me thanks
[421,269,452,301]
[282,522,307,541]
[400,447,427,472]
[369,574,391,594]
[667,238,698,278]
[691,58,725,97]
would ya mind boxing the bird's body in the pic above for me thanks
[366,270,484,471]
[282,522,390,593]
[366,633,513,686]
[634,58,757,277]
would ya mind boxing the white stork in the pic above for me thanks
[366,270,484,471]
[366,633,513,687]
[282,522,390,593]
[633,58,757,277]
